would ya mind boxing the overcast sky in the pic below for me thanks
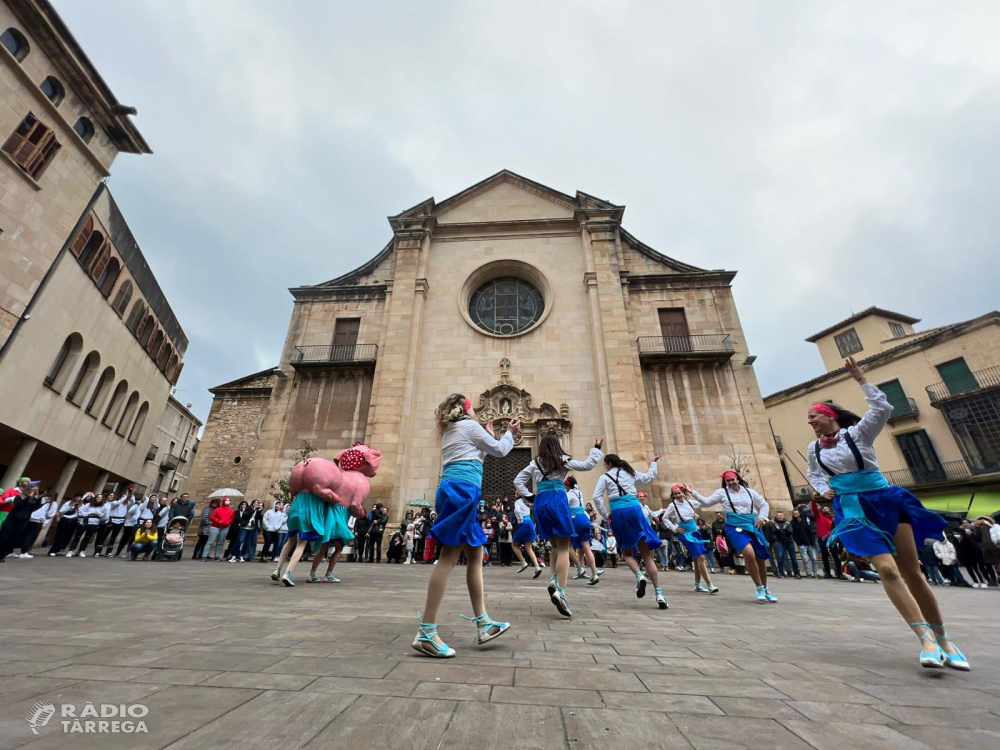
[59,1,1000,424]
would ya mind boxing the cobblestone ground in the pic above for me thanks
[1,557,998,749]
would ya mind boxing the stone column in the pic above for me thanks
[51,458,79,503]
[92,471,110,495]
[0,438,38,489]
[584,218,650,459]
[365,225,428,521]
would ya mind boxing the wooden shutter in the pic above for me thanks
[878,380,908,411]
[28,133,60,179]
[89,242,111,281]
[1,113,35,156]
[12,120,48,165]
[333,318,360,347]
[70,217,94,258]
[936,358,977,396]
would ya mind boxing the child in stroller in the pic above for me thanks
[157,517,188,561]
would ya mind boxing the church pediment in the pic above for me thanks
[436,174,577,224]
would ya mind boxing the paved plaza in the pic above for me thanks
[1,558,998,749]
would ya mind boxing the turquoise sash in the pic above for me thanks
[610,494,639,511]
[441,460,483,487]
[725,512,768,548]
[676,518,702,544]
[537,479,565,494]
[827,469,895,554]
[570,506,588,517]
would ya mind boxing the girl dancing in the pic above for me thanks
[512,494,544,577]
[566,476,601,585]
[688,472,774,603]
[593,453,667,608]
[514,435,604,618]
[661,484,718,594]
[412,394,520,658]
[807,356,967,670]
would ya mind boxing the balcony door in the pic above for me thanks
[896,430,944,483]
[658,308,691,352]
[332,318,360,360]
[936,358,977,397]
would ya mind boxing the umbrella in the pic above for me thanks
[208,488,244,499]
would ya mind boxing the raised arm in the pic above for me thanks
[844,356,892,444]
[565,445,605,472]
[466,420,517,458]
[591,475,610,518]
[688,486,722,508]
[806,443,831,497]
[634,456,660,485]
[513,461,535,498]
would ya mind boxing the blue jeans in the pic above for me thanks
[274,532,288,559]
[231,527,254,559]
[925,563,946,585]
[704,547,717,569]
[655,543,670,567]
[799,543,819,576]
[130,541,155,559]
[204,526,228,558]
[847,560,881,582]
[776,541,800,576]
[670,540,686,568]
[242,529,259,560]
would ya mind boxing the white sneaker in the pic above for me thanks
[21,553,33,558]
[516,561,529,573]
[595,568,604,577]
[66,551,75,558]
[228,557,236,563]
[78,552,86,558]
[572,568,586,580]
[48,552,56,557]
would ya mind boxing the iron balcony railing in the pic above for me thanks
[887,397,919,422]
[292,344,378,366]
[637,334,735,358]
[884,460,973,488]
[160,454,180,471]
[145,445,158,462]
[926,364,1000,404]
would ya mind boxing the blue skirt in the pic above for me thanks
[676,521,708,559]
[431,479,487,548]
[724,522,770,560]
[832,485,946,558]
[571,510,592,549]
[512,517,536,544]
[535,488,576,540]
[610,505,661,550]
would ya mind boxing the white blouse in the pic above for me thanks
[567,487,584,510]
[441,419,515,465]
[592,462,658,518]
[659,497,700,531]
[514,497,531,523]
[514,447,604,497]
[807,383,892,496]
[692,485,769,518]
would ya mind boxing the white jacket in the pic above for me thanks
[933,538,957,566]
[262,505,284,532]
[30,500,57,523]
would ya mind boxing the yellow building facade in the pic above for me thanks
[188,171,789,519]
[765,307,1000,517]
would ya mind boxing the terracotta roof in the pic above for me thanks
[805,307,921,342]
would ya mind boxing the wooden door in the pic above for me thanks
[896,430,944,483]
[658,308,690,351]
[332,318,360,359]
[936,358,977,396]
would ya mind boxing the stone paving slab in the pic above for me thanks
[0,557,997,749]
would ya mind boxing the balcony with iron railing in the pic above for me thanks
[637,334,735,363]
[926,364,1000,405]
[290,344,378,370]
[887,397,919,423]
[145,445,158,462]
[883,460,974,488]
[160,454,180,471]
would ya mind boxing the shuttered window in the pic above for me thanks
[2,112,61,180]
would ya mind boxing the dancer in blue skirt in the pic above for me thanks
[687,471,773,603]
[807,356,968,671]
[515,434,604,618]
[593,452,668,609]
[661,484,718,594]
[511,494,543,577]
[412,393,521,658]
[566,476,601,585]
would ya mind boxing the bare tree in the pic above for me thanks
[726,444,754,487]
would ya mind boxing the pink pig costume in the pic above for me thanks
[287,445,381,544]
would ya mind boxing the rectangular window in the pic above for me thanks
[878,379,908,411]
[936,357,977,396]
[834,327,863,357]
[657,308,690,338]
[896,430,944,482]
[889,322,906,338]
[2,112,61,180]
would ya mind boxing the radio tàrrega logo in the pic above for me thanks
[25,702,56,734]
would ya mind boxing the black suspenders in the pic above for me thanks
[722,487,739,513]
[814,432,865,476]
[605,469,628,497]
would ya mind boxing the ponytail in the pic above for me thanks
[604,454,636,477]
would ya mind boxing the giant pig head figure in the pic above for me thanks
[288,443,382,518]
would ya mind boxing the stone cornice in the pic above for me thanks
[289,284,387,302]
[627,271,737,290]
[433,217,579,238]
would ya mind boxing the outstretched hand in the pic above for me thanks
[653,452,663,461]
[507,420,521,435]
[844,356,866,381]
[485,420,496,438]
[594,437,605,449]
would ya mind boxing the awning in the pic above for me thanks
[919,490,1000,518]
[968,490,1000,518]
[407,498,431,507]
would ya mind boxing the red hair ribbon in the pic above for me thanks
[720,471,739,480]
[671,484,685,493]
[462,397,472,411]
[809,403,839,420]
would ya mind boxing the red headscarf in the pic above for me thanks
[670,484,685,494]
[462,397,472,411]
[720,471,739,481]
[809,403,839,420]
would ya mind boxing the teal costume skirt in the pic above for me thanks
[287,491,352,544]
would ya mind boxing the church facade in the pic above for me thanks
[187,171,789,517]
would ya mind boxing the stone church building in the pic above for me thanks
[187,171,788,518]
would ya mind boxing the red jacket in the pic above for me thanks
[0,487,18,513]
[812,500,833,539]
[210,506,235,528]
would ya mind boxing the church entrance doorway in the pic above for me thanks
[482,448,531,502]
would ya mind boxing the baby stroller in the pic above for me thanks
[156,517,188,561]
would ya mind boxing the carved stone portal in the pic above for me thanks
[475,360,571,445]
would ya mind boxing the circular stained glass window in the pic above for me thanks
[469,276,544,336]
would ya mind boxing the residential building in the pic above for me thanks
[1,0,149,348]
[765,307,1000,518]
[140,394,202,497]
[187,171,787,516]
